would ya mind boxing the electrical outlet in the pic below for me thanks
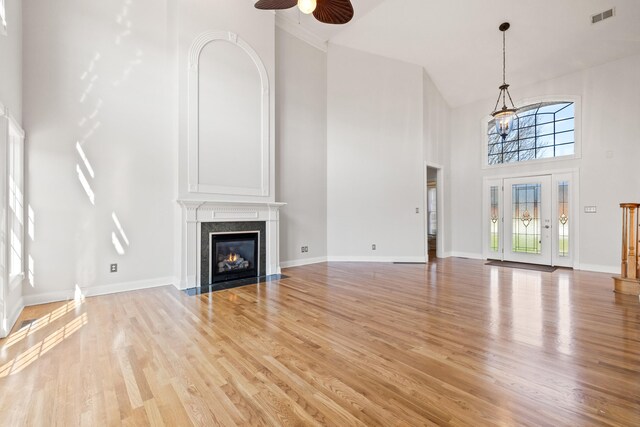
[584,206,597,214]
[372,244,376,251]
[110,263,118,273]
[416,208,420,214]
[301,246,309,253]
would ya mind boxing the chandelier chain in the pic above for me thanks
[502,30,507,107]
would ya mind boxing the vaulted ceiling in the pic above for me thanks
[277,0,640,107]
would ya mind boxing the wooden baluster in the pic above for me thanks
[629,205,637,279]
[637,220,640,279]
[621,206,628,278]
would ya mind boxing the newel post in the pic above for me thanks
[613,203,640,296]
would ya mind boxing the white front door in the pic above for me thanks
[503,175,552,265]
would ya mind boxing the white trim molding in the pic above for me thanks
[448,252,484,260]
[22,277,176,307]
[275,13,328,52]
[187,31,270,197]
[280,257,328,269]
[577,264,618,275]
[326,256,427,263]
[1,297,24,338]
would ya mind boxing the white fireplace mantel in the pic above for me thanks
[177,200,286,290]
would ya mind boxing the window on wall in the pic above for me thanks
[8,121,24,287]
[488,102,575,165]
[0,0,6,35]
[558,181,569,257]
[489,186,499,253]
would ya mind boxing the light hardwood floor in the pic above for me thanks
[1,259,639,426]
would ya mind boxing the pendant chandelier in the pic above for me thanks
[491,22,518,141]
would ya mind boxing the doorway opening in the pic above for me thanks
[425,163,444,262]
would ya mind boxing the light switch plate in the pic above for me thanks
[584,206,597,214]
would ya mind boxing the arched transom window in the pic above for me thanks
[488,101,575,165]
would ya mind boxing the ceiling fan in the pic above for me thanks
[254,0,354,25]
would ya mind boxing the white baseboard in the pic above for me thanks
[577,264,618,274]
[447,252,484,260]
[83,276,176,298]
[326,256,427,263]
[280,257,328,269]
[22,276,176,307]
[174,274,197,291]
[1,297,25,338]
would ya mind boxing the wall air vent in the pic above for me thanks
[591,8,615,24]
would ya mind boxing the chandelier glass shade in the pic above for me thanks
[298,0,317,14]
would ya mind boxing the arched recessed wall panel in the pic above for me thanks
[188,31,270,197]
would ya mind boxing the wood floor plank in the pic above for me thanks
[1,259,639,426]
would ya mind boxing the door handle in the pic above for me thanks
[545,225,550,229]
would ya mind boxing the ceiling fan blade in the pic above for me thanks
[254,0,297,10]
[313,0,354,24]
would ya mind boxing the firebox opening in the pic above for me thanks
[210,232,260,284]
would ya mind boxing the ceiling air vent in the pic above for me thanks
[591,8,615,24]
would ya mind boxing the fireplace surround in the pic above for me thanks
[177,200,285,289]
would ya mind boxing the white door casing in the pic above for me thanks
[483,170,578,268]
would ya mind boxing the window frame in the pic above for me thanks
[481,96,582,170]
[5,112,25,289]
[0,0,6,36]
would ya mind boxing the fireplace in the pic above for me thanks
[210,232,260,283]
[178,201,283,290]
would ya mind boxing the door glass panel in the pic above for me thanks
[490,186,499,252]
[512,184,541,254]
[558,181,569,257]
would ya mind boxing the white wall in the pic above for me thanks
[422,70,452,255]
[449,54,640,272]
[23,0,178,302]
[0,0,21,122]
[327,45,425,261]
[21,0,278,303]
[423,70,450,167]
[275,29,327,267]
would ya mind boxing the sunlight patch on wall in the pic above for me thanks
[27,205,35,241]
[112,232,125,255]
[76,164,95,205]
[114,0,133,46]
[112,213,130,247]
[75,142,95,179]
